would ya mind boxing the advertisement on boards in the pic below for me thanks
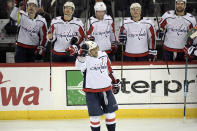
[66,65,197,107]
[0,68,51,110]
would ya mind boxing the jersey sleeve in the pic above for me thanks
[119,18,127,34]
[107,56,117,82]
[47,18,57,42]
[75,57,87,74]
[10,7,24,26]
[147,20,156,50]
[86,18,94,38]
[188,14,197,29]
[110,20,117,42]
[159,11,170,30]
[39,19,48,47]
[76,19,85,45]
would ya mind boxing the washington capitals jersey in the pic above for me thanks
[49,16,85,53]
[159,10,196,52]
[119,17,156,56]
[75,51,113,92]
[10,7,47,48]
[87,14,116,52]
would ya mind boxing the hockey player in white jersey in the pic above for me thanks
[86,2,117,61]
[159,0,196,61]
[48,1,85,62]
[119,3,157,61]
[10,0,47,62]
[75,41,119,131]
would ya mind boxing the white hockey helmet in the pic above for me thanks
[130,3,141,9]
[27,0,38,6]
[176,0,187,3]
[64,1,75,10]
[94,2,107,12]
[85,41,98,51]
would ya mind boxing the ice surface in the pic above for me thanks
[0,118,197,131]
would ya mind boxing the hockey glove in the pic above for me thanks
[87,36,95,41]
[111,42,118,53]
[119,33,127,43]
[66,45,79,56]
[35,46,45,56]
[34,46,45,60]
[70,37,78,45]
[184,45,196,56]
[157,28,164,39]
[78,44,89,57]
[149,50,157,62]
[112,79,120,94]
[15,0,24,7]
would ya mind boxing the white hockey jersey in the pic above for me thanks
[49,16,84,54]
[159,10,196,52]
[87,14,116,52]
[119,17,156,57]
[10,7,47,48]
[75,51,113,92]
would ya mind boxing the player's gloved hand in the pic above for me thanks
[35,46,45,56]
[66,45,79,56]
[149,50,157,62]
[112,79,120,94]
[70,37,78,45]
[111,41,118,53]
[87,36,95,41]
[34,46,45,60]
[119,33,127,43]
[184,45,196,56]
[157,28,164,39]
[15,0,24,7]
[78,44,89,57]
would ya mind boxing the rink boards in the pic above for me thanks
[0,61,197,120]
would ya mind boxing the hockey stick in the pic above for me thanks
[49,0,57,91]
[183,28,197,119]
[17,7,20,25]
[183,55,188,119]
[153,1,170,75]
[85,0,90,40]
[111,0,115,21]
[119,10,130,94]
[120,10,124,80]
[49,30,52,92]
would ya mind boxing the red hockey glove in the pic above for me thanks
[66,45,79,56]
[112,79,120,94]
